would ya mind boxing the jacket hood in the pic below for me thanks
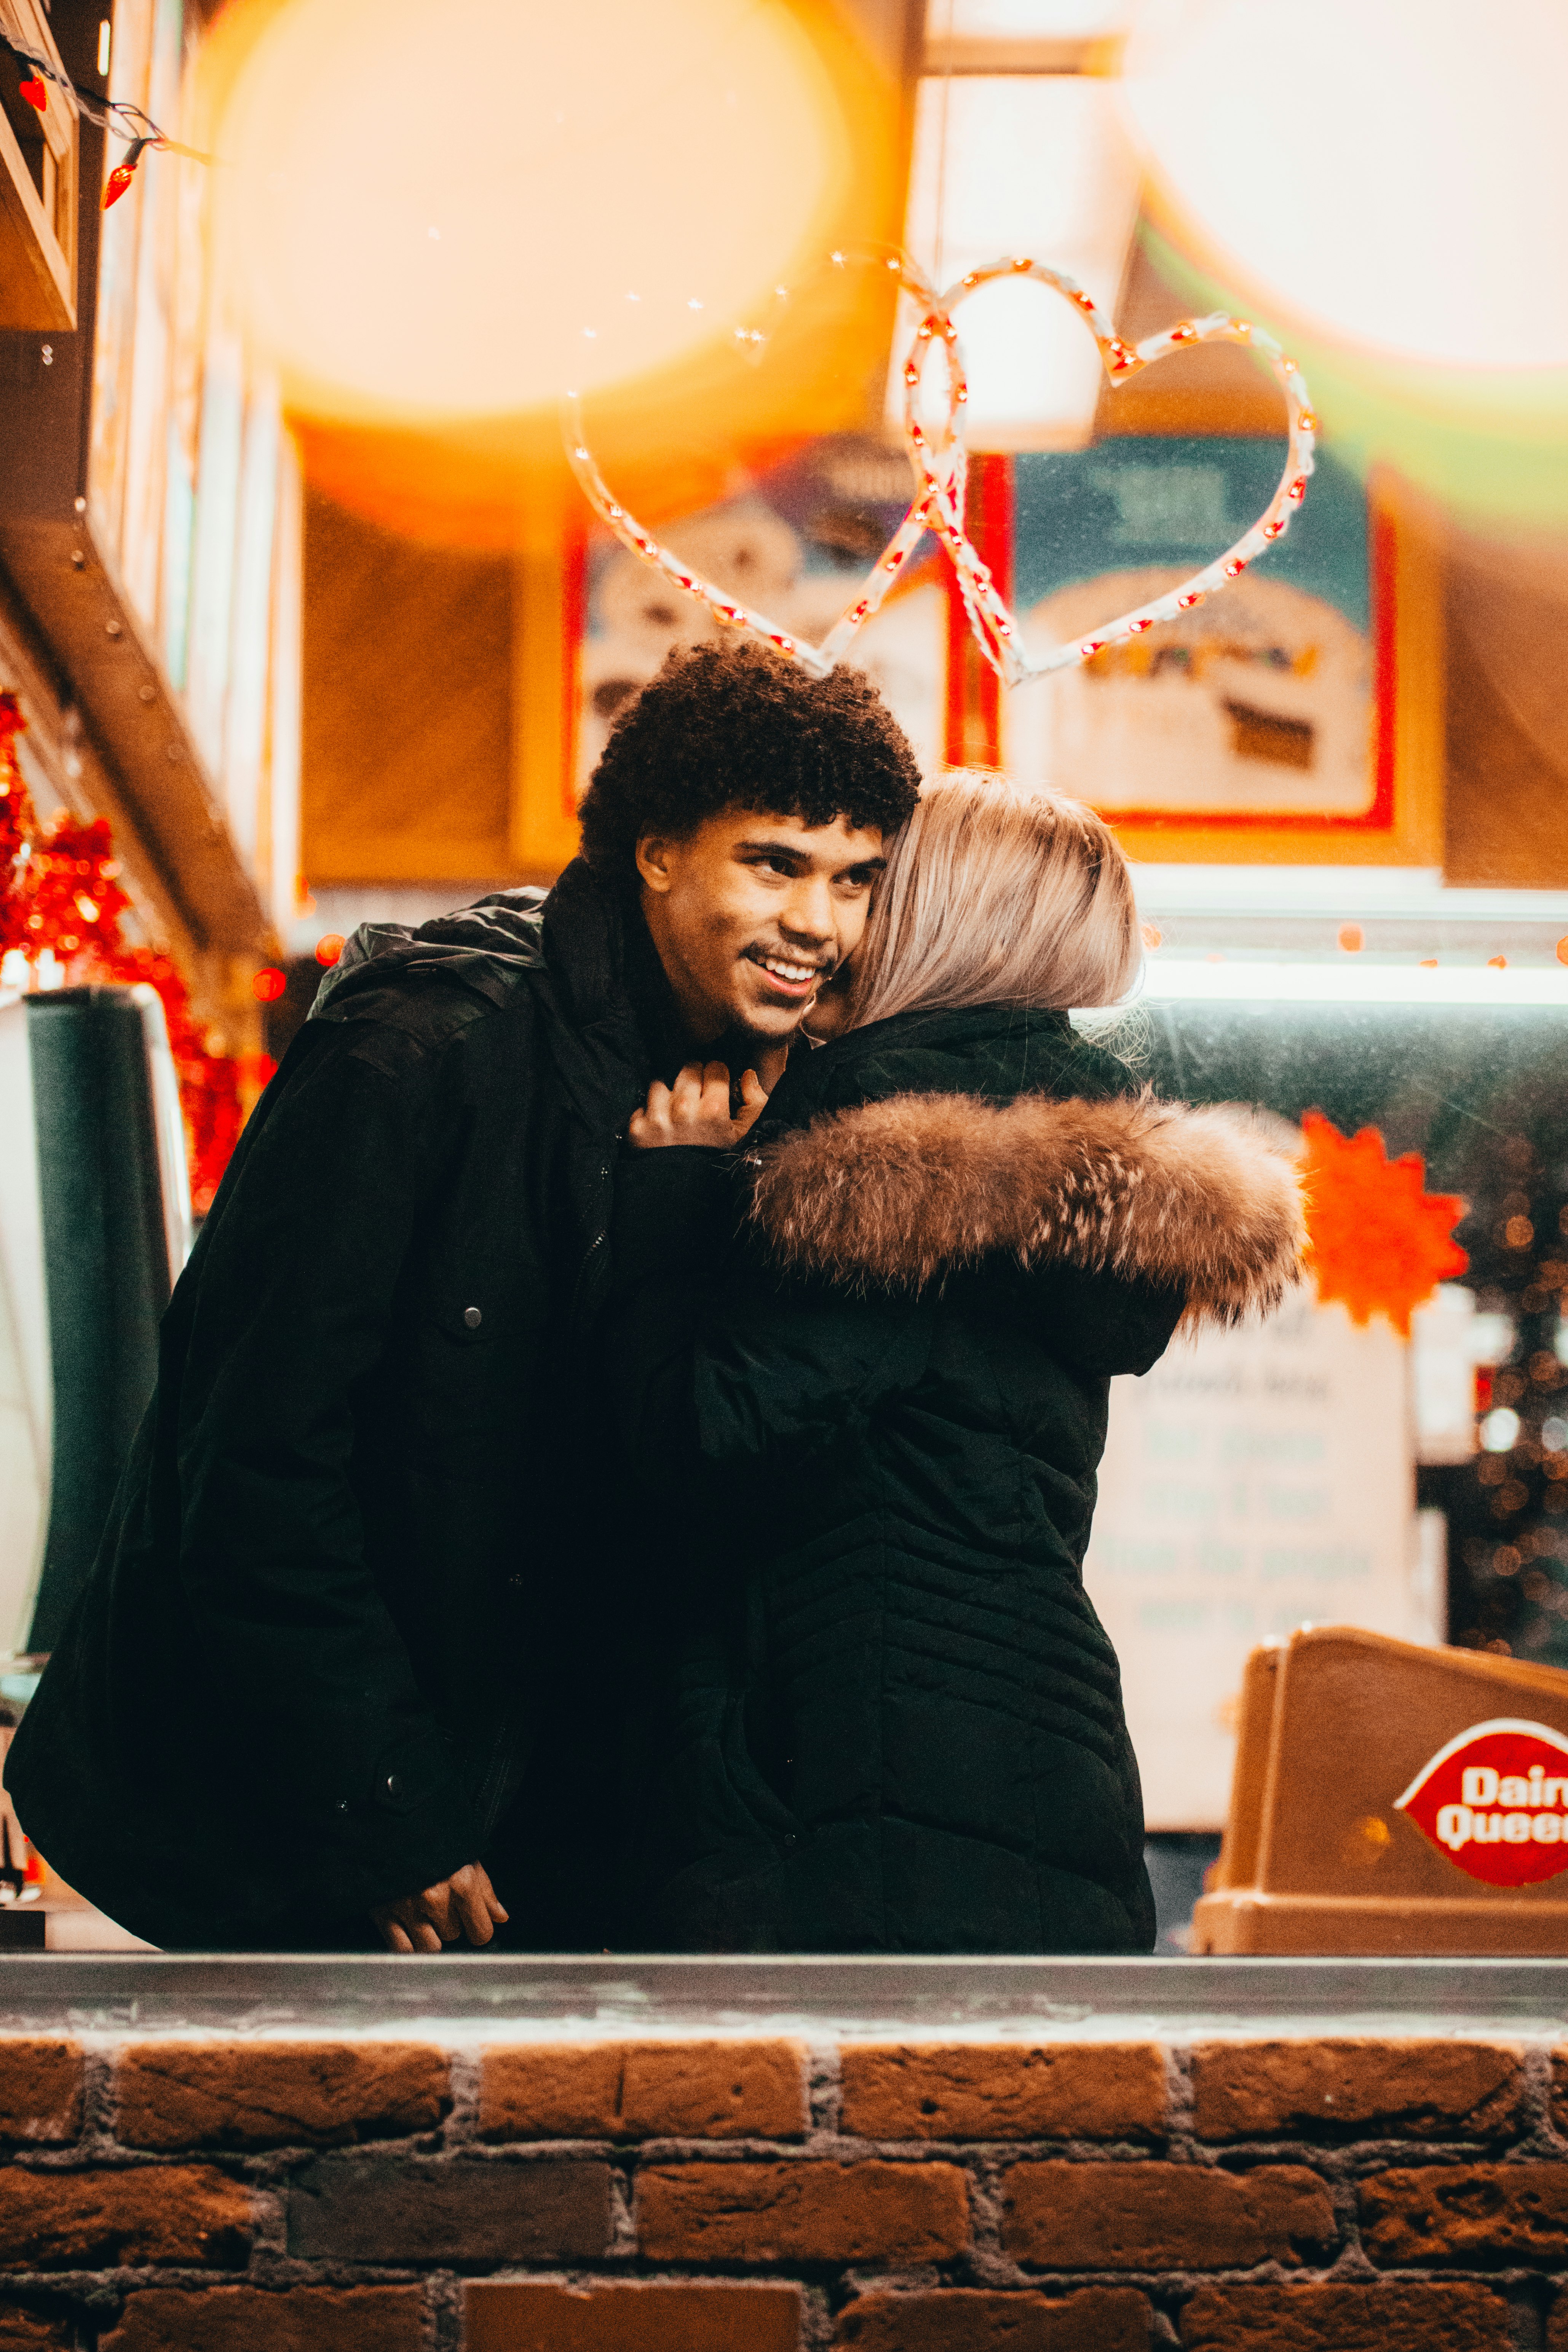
[305,860,664,1140]
[310,886,550,1019]
[748,1086,1306,1329]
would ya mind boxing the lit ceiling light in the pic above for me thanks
[894,73,1142,449]
[211,0,847,419]
[937,0,1131,33]
[926,0,1133,67]
[1122,0,1568,368]
[1141,962,1568,1007]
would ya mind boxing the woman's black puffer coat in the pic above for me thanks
[604,1004,1304,1955]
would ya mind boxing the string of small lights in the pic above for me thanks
[0,30,212,209]
[564,249,958,682]
[564,249,1318,690]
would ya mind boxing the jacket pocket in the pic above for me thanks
[406,1291,521,1453]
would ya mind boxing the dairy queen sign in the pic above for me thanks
[1397,1720,1568,1887]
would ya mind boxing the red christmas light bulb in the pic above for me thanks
[19,71,46,111]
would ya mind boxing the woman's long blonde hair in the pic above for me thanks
[846,771,1140,1029]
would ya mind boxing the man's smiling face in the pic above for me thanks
[636,808,886,1050]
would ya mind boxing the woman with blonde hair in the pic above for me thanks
[605,773,1302,1953]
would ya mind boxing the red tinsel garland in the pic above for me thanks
[0,691,262,1214]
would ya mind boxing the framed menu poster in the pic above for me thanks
[1001,439,1442,866]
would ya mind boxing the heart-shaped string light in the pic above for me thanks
[561,251,1316,689]
[563,253,978,681]
[902,258,1318,683]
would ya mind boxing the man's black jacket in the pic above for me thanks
[9,859,660,1949]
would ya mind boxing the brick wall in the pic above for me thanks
[0,2029,1563,2346]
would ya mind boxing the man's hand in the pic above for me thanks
[629,1060,769,1151]
[370,1862,508,1953]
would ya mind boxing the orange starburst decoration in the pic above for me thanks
[1300,1110,1469,1337]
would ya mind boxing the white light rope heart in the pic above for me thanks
[562,254,972,683]
[902,259,1319,685]
[561,252,1317,690]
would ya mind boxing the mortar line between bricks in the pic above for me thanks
[807,2038,841,2140]
[607,2160,639,2259]
[77,2047,113,2156]
[1507,2275,1547,2352]
[443,2046,481,2148]
[426,2265,461,2352]
[1166,2041,1195,2161]
[1514,2044,1562,2159]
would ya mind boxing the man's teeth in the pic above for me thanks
[760,956,819,984]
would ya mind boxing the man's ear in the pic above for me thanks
[635,833,675,896]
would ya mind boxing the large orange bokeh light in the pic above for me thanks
[212,0,849,421]
[1124,0,1568,371]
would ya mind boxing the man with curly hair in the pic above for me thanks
[10,643,921,1953]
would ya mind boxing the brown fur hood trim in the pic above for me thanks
[747,1090,1307,1328]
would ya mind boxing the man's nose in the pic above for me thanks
[778,873,835,944]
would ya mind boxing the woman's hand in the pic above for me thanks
[629,1060,769,1151]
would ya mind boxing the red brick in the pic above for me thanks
[1360,2162,1568,2266]
[478,2041,806,2141]
[0,2045,81,2147]
[114,2041,449,2151]
[0,2167,251,2271]
[835,2287,1151,2349]
[465,2281,802,2351]
[1191,2040,1522,2142]
[1002,2162,1335,2271]
[287,2156,608,2263]
[0,2310,71,2350]
[637,2160,969,2264]
[100,2287,423,2352]
[1179,2282,1511,2350]
[840,2045,1165,2143]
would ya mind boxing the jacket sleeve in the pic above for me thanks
[605,1148,931,1485]
[172,1012,482,1909]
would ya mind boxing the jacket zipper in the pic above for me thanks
[569,1148,618,1316]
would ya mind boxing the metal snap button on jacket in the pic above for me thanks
[463,1306,482,1328]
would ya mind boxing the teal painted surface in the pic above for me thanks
[1014,439,1370,630]
[27,991,169,1654]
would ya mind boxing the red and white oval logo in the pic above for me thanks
[1396,1718,1568,1886]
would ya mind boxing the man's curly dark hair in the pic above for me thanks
[577,642,921,885]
